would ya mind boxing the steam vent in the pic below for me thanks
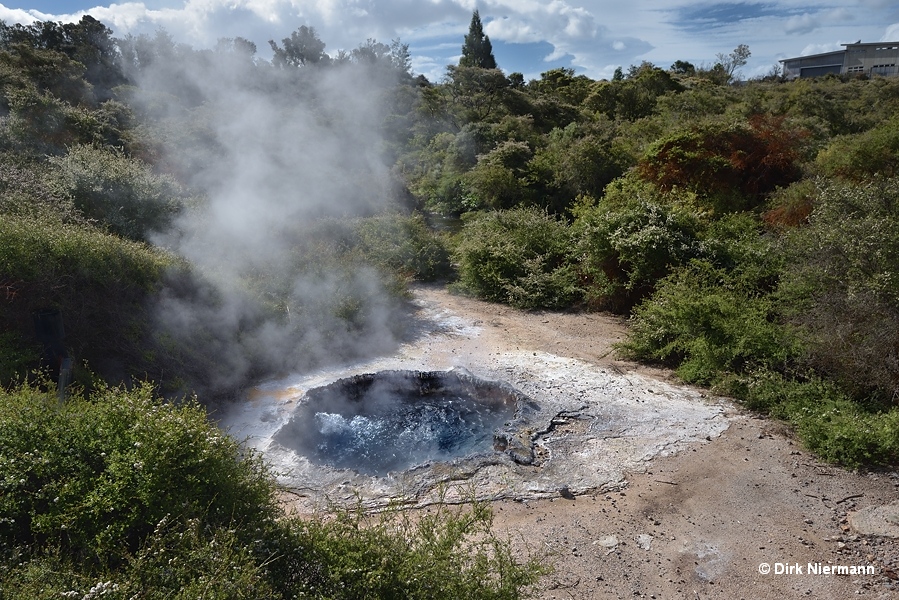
[273,369,539,477]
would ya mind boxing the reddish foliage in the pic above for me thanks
[638,115,807,207]
[761,197,813,228]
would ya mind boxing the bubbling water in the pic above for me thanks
[272,370,535,476]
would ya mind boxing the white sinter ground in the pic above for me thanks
[217,289,733,510]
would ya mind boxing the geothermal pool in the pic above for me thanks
[273,369,538,476]
[218,290,732,509]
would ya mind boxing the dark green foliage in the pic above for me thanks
[779,177,899,402]
[0,16,124,101]
[716,371,899,467]
[291,500,545,599]
[0,214,179,388]
[444,65,510,124]
[49,144,189,242]
[464,140,535,209]
[530,68,593,105]
[354,212,452,281]
[530,122,629,212]
[269,25,328,68]
[460,10,497,70]
[454,207,581,309]
[0,383,277,567]
[583,63,683,121]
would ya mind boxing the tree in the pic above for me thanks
[269,25,328,68]
[670,60,696,76]
[444,65,509,125]
[0,16,124,101]
[460,9,497,69]
[715,44,751,83]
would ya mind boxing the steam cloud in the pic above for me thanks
[132,47,409,394]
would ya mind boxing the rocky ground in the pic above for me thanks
[240,285,899,599]
[409,286,899,600]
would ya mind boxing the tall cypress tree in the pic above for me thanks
[460,9,497,69]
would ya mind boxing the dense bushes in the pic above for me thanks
[48,144,191,242]
[354,212,452,282]
[0,384,543,599]
[0,383,276,568]
[636,116,806,213]
[622,259,796,384]
[815,116,899,180]
[450,175,899,466]
[779,177,899,401]
[574,197,703,311]
[454,206,580,308]
[0,214,179,388]
[617,178,899,466]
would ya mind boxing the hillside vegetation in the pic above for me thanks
[0,12,897,597]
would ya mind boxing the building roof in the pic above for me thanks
[778,49,845,64]
[841,42,899,48]
[779,41,899,64]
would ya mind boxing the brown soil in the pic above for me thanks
[413,286,899,600]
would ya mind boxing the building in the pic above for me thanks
[780,41,899,79]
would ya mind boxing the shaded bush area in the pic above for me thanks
[0,384,543,599]
[574,195,704,312]
[636,115,806,214]
[0,213,180,389]
[623,259,796,385]
[779,178,899,402]
[48,144,192,242]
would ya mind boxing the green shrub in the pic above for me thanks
[779,177,899,401]
[528,123,628,212]
[454,206,580,308]
[464,141,534,210]
[788,397,899,468]
[715,370,899,467]
[0,383,277,567]
[0,214,173,287]
[0,215,177,386]
[291,499,545,599]
[0,383,544,599]
[816,116,899,180]
[622,260,797,384]
[574,199,703,311]
[355,213,452,281]
[0,157,83,223]
[48,144,191,242]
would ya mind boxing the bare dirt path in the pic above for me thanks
[412,286,899,600]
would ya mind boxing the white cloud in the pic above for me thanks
[0,1,892,80]
[785,13,822,36]
[884,22,899,41]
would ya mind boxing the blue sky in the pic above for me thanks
[2,1,898,81]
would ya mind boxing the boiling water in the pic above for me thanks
[273,370,522,477]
